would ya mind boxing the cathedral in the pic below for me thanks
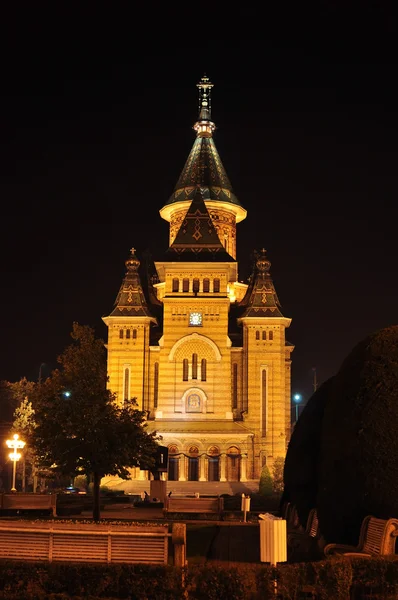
[101,76,293,489]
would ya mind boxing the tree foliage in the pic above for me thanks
[30,322,161,520]
[259,465,273,496]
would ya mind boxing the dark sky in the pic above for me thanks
[0,4,397,404]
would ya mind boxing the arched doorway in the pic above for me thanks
[208,446,220,481]
[168,445,179,481]
[227,446,241,481]
[188,446,199,481]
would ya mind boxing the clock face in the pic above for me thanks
[189,312,203,326]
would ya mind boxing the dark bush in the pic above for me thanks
[283,377,334,527]
[317,325,398,544]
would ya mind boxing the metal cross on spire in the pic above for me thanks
[197,74,213,121]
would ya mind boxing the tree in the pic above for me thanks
[12,396,37,491]
[30,322,161,520]
[271,457,285,493]
[259,465,273,496]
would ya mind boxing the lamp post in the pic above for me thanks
[6,434,25,492]
[293,394,302,423]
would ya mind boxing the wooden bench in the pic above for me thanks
[164,496,224,518]
[287,509,324,560]
[0,521,181,565]
[0,493,57,517]
[324,515,398,557]
[280,502,303,533]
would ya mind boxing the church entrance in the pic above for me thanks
[207,446,220,481]
[168,457,179,481]
[188,446,199,481]
[227,446,241,481]
[167,445,179,481]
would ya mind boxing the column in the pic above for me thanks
[178,455,187,481]
[220,454,227,482]
[199,454,206,481]
[240,454,248,482]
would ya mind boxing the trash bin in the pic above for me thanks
[258,512,287,565]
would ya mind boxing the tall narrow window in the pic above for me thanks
[213,278,220,293]
[262,331,266,340]
[192,353,198,379]
[203,278,210,292]
[262,369,267,436]
[193,278,199,294]
[133,329,137,339]
[232,363,238,409]
[126,329,131,339]
[172,278,179,292]
[119,329,124,339]
[269,331,273,340]
[201,358,207,381]
[256,331,260,340]
[154,362,159,408]
[124,368,130,403]
[183,359,188,381]
[183,278,189,292]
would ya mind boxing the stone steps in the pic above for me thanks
[104,479,259,497]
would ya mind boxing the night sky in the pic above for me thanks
[0,5,397,405]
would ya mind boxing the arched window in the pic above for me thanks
[262,369,267,436]
[183,359,189,381]
[213,278,220,293]
[232,363,238,409]
[193,278,199,293]
[262,331,266,340]
[119,329,124,339]
[133,329,137,339]
[256,331,260,340]
[269,331,273,340]
[192,353,198,379]
[124,367,130,403]
[183,278,189,292]
[154,362,159,408]
[172,278,179,292]
[126,329,131,339]
[203,278,210,293]
[201,358,207,381]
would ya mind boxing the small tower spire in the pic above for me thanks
[194,74,215,138]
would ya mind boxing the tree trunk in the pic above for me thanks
[22,459,26,492]
[93,471,101,521]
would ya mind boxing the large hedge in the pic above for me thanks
[283,326,398,547]
[317,325,398,544]
[283,377,334,527]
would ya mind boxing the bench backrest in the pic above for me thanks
[307,509,319,538]
[166,497,222,512]
[1,493,56,510]
[362,516,398,555]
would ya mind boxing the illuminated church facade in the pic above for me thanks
[102,76,293,487]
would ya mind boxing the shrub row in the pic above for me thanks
[1,557,398,599]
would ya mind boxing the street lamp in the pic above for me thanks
[6,434,26,492]
[293,394,302,422]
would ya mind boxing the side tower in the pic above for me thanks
[237,249,293,474]
[102,249,157,410]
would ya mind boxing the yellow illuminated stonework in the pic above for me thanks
[102,77,293,490]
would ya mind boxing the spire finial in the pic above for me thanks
[194,75,215,138]
[197,74,213,121]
